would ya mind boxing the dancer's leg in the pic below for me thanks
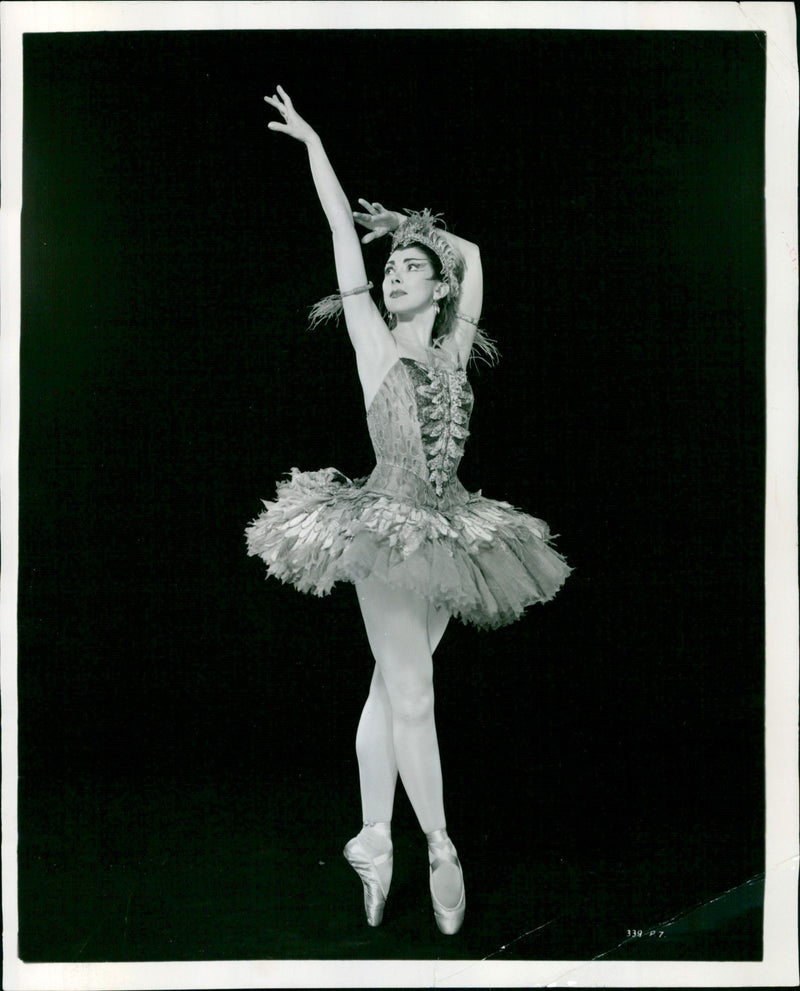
[427,601,450,655]
[353,598,449,824]
[347,664,396,927]
[421,603,462,920]
[355,579,446,835]
[355,664,397,823]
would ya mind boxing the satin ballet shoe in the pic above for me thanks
[426,828,465,935]
[343,829,393,927]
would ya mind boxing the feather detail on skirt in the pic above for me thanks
[246,467,571,630]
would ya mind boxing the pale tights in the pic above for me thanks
[355,579,451,834]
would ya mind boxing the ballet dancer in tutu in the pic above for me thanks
[247,87,570,934]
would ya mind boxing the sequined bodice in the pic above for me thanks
[366,354,473,504]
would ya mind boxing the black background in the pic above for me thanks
[19,29,765,962]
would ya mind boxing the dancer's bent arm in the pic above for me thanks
[439,228,483,367]
[353,202,483,368]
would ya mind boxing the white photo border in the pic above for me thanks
[2,3,797,988]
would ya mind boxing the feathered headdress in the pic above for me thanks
[308,209,461,329]
[390,209,461,297]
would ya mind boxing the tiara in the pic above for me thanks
[390,209,461,296]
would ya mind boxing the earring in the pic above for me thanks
[433,300,440,316]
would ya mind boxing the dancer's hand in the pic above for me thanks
[353,200,404,244]
[264,86,316,144]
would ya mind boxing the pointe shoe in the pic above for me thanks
[343,829,393,927]
[427,828,465,935]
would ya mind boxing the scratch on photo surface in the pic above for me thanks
[481,915,564,962]
[735,3,794,103]
[121,854,169,949]
[572,872,766,973]
[431,870,769,986]
[430,915,563,984]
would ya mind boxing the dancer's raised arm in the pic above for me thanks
[264,87,392,364]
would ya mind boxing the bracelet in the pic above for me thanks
[339,281,373,298]
[457,310,480,327]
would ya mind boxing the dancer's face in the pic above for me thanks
[383,248,445,315]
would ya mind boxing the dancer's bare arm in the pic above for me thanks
[264,87,393,370]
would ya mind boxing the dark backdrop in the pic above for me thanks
[19,29,765,962]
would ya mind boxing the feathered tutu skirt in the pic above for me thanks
[246,465,571,629]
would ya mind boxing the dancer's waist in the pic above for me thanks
[364,461,468,509]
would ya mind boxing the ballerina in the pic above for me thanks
[247,86,571,934]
